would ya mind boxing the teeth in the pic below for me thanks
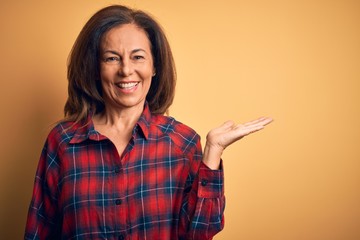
[117,82,138,89]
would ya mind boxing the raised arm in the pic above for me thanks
[203,117,273,170]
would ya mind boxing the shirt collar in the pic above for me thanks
[136,103,151,140]
[69,103,152,144]
[69,115,106,144]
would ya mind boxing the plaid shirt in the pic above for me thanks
[25,104,225,240]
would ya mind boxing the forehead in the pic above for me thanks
[101,24,151,51]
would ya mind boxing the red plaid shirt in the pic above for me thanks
[25,104,225,240]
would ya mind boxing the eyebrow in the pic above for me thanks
[102,48,148,55]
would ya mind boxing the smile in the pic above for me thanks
[116,82,139,89]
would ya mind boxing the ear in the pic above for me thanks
[152,68,156,77]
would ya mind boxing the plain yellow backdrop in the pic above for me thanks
[1,0,359,239]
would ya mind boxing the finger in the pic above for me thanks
[240,125,265,135]
[259,117,273,126]
[242,117,267,127]
[218,120,235,131]
[207,121,235,138]
[229,123,259,134]
[243,117,273,127]
[221,125,264,147]
[227,124,264,140]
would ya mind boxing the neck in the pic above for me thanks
[94,103,144,130]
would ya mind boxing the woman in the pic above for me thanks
[25,5,272,240]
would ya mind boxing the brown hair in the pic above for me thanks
[64,5,176,123]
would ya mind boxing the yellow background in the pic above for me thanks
[1,0,359,239]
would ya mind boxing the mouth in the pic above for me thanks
[116,82,139,90]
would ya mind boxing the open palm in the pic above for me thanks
[203,117,273,169]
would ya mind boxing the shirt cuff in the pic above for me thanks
[197,160,224,198]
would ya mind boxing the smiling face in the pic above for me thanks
[99,23,155,112]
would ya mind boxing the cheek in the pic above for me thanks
[100,68,115,86]
[141,65,155,81]
[100,75,114,95]
[143,73,152,88]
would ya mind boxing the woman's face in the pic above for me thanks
[99,23,154,112]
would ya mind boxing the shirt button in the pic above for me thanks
[118,234,125,240]
[201,179,208,186]
[115,199,122,205]
[114,167,121,173]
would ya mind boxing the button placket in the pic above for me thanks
[114,166,121,174]
[201,179,208,186]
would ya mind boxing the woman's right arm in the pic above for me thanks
[24,132,62,239]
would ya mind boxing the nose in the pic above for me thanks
[119,58,134,77]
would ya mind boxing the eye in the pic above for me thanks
[104,56,120,63]
[133,55,145,61]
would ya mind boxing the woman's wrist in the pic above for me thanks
[202,143,223,170]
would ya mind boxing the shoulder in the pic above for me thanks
[150,114,201,153]
[44,121,83,150]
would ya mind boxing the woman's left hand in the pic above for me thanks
[202,117,273,170]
